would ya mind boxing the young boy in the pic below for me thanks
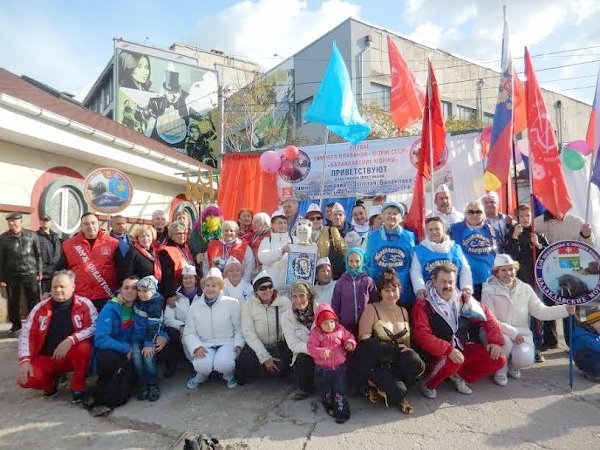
[307,304,356,424]
[572,305,600,382]
[133,275,168,401]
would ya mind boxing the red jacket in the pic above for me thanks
[412,296,504,358]
[18,295,98,363]
[62,230,118,300]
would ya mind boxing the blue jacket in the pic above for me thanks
[94,298,134,355]
[449,221,497,286]
[133,294,168,348]
[572,323,600,355]
[364,226,416,304]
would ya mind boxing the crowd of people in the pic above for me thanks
[2,186,599,422]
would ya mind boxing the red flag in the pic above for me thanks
[405,61,446,240]
[524,47,572,219]
[387,36,425,132]
[513,69,526,135]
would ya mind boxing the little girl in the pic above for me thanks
[331,247,377,336]
[307,304,356,423]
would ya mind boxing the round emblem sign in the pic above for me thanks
[278,149,311,183]
[534,240,600,306]
[84,168,134,215]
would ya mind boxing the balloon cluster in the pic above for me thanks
[259,145,300,174]
[562,140,591,171]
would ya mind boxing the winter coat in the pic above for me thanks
[281,303,313,365]
[133,295,168,348]
[314,280,336,305]
[241,293,290,363]
[0,228,42,279]
[481,276,569,347]
[36,230,61,278]
[331,272,377,335]
[163,289,191,329]
[183,293,244,355]
[94,298,134,355]
[505,225,549,286]
[257,232,294,290]
[572,324,600,355]
[223,278,253,303]
[203,238,255,282]
[307,304,356,369]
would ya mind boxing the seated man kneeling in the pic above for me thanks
[17,270,97,403]
[412,263,506,399]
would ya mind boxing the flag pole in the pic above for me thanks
[511,140,520,212]
[584,145,597,223]
[319,129,330,209]
[427,59,435,212]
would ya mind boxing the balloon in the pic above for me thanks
[259,151,282,173]
[283,145,299,161]
[562,148,585,170]
[483,171,502,191]
[565,139,592,156]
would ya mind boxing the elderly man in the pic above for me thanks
[151,210,169,246]
[58,212,119,311]
[17,270,97,403]
[427,184,464,228]
[281,198,300,236]
[412,264,506,399]
[330,203,353,237]
[110,215,134,259]
[0,212,42,335]
[482,192,508,252]
[36,214,61,295]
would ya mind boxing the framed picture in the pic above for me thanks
[286,244,318,286]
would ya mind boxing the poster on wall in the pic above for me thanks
[114,39,219,168]
[84,168,133,215]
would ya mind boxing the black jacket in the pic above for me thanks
[0,229,42,279]
[36,230,62,278]
[505,225,549,286]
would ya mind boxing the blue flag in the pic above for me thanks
[304,42,371,144]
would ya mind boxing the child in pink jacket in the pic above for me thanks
[307,304,357,423]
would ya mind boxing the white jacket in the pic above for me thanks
[182,293,244,355]
[257,232,294,290]
[241,293,290,364]
[481,276,569,345]
[314,281,336,305]
[281,305,311,366]
[223,278,253,303]
[163,289,191,329]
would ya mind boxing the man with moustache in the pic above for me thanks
[427,184,464,228]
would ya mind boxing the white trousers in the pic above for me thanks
[190,344,236,381]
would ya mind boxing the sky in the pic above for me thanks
[1,0,599,107]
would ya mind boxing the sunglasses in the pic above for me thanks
[467,210,483,215]
[257,284,274,291]
[308,216,323,221]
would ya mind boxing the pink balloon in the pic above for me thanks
[565,140,592,156]
[283,145,300,161]
[259,151,282,173]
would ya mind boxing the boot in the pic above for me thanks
[333,392,350,424]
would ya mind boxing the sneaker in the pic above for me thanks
[419,382,437,399]
[187,375,203,390]
[493,373,508,386]
[450,374,473,394]
[289,389,309,401]
[7,325,21,337]
[226,376,238,389]
[42,388,59,400]
[136,386,149,400]
[508,368,521,379]
[71,391,86,404]
[534,350,545,363]
[148,384,160,402]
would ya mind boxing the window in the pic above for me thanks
[483,112,494,124]
[370,82,390,111]
[297,97,312,125]
[457,105,476,121]
[441,101,452,120]
[50,187,85,235]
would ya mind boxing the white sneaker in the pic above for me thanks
[493,373,508,386]
[508,368,521,379]
[420,382,437,399]
[226,376,238,389]
[450,374,473,395]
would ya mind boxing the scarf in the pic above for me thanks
[294,303,314,330]
[179,286,198,303]
[134,242,163,282]
[345,246,365,276]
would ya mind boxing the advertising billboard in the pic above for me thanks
[114,40,219,168]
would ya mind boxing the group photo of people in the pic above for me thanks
[4,186,599,423]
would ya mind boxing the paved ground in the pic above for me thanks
[1,324,599,450]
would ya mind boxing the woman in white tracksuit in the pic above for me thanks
[183,268,244,389]
[481,254,575,386]
[257,209,294,292]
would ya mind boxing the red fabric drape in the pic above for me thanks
[217,153,279,220]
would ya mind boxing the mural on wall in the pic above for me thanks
[114,40,219,168]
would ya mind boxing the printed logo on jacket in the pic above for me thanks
[462,233,495,255]
[374,247,406,268]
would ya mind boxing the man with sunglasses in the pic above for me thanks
[449,200,499,300]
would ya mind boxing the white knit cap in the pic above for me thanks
[316,257,331,268]
[182,264,197,277]
[493,254,516,269]
[368,205,382,218]
[206,267,223,280]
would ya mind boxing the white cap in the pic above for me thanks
[331,202,345,213]
[368,205,382,218]
[224,256,242,269]
[206,267,223,280]
[435,184,450,195]
[493,254,516,269]
[482,191,499,203]
[316,257,331,268]
[305,203,323,218]
[271,209,286,220]
[182,264,197,277]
